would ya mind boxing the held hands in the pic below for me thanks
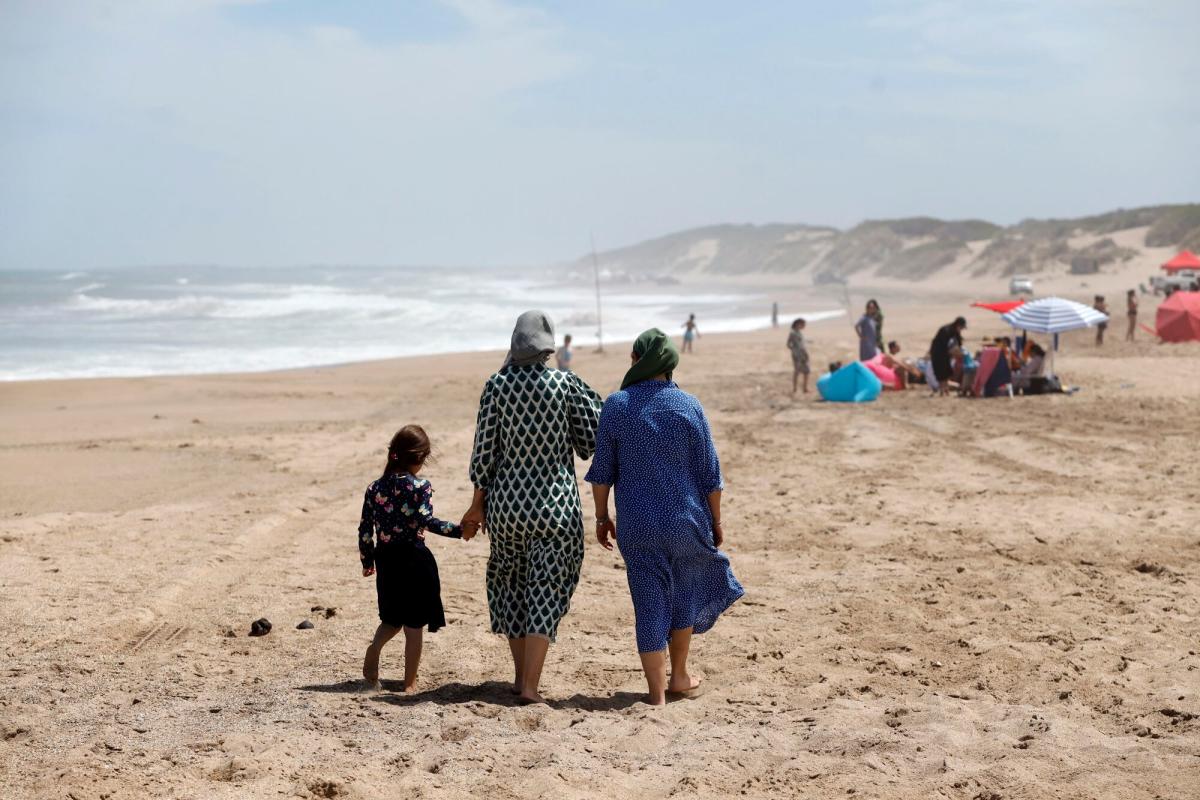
[363,566,375,577]
[460,504,484,541]
[595,517,616,551]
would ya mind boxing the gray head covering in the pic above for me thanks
[503,310,556,368]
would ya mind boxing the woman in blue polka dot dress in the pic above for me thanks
[585,328,744,705]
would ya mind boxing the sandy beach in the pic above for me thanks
[2,299,1199,800]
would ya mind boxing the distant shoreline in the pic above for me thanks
[0,308,848,385]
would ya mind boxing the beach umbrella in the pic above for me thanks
[971,300,1026,314]
[1001,296,1109,377]
[1156,291,1200,343]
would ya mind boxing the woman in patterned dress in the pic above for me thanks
[462,310,603,704]
[585,328,744,705]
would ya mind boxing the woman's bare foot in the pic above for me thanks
[358,678,382,693]
[667,674,703,694]
[402,680,417,693]
[516,691,546,705]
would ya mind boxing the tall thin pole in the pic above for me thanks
[590,232,604,353]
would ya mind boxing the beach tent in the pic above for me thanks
[1162,251,1200,272]
[817,361,882,403]
[971,300,1026,314]
[972,347,1014,397]
[1156,291,1200,343]
[1001,296,1109,376]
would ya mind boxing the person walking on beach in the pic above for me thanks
[556,334,573,371]
[462,311,603,704]
[787,317,810,394]
[1094,295,1108,346]
[930,316,967,396]
[681,314,699,353]
[855,300,879,361]
[585,329,743,705]
[358,426,476,692]
[1125,290,1138,341]
[771,302,779,328]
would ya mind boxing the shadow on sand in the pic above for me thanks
[297,679,645,711]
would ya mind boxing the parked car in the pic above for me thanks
[1151,271,1199,295]
[1009,275,1034,295]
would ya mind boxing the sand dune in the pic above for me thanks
[1,301,1198,800]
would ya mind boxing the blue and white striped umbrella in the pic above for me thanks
[1001,296,1109,333]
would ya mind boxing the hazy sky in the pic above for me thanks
[2,0,1197,270]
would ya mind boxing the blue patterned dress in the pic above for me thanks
[585,380,744,653]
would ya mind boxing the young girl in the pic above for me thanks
[358,425,476,691]
[787,317,810,394]
[681,314,699,353]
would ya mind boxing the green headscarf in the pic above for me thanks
[620,328,680,390]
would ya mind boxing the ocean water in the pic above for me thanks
[0,266,844,381]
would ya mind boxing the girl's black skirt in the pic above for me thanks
[374,541,447,632]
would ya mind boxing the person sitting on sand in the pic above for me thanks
[998,336,1022,372]
[882,341,921,389]
[556,333,573,371]
[787,318,810,395]
[586,329,744,706]
[359,425,476,692]
[681,314,700,353]
[1013,344,1047,393]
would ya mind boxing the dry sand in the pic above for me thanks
[1,301,1198,800]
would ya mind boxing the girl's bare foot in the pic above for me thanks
[402,680,417,693]
[667,674,703,694]
[516,691,546,705]
[358,678,382,693]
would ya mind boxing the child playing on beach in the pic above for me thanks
[556,334,573,371]
[682,314,699,353]
[358,425,476,691]
[787,317,810,394]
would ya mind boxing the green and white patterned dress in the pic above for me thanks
[470,364,603,641]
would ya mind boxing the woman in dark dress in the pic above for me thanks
[930,316,967,395]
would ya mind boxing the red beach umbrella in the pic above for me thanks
[971,300,1026,313]
[1156,291,1200,343]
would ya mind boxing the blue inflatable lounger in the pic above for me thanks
[817,361,883,403]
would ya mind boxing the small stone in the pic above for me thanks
[249,618,272,637]
[297,620,315,630]
[323,608,337,619]
[311,605,325,612]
